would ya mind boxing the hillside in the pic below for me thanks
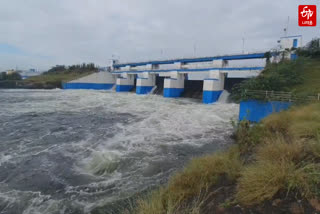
[230,57,320,102]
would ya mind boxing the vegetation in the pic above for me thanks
[131,103,320,213]
[23,63,98,88]
[134,147,242,214]
[0,71,22,81]
[231,38,320,102]
[231,58,306,102]
[296,38,320,58]
[0,63,98,89]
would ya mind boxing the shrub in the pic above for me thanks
[236,159,294,206]
[236,133,320,206]
[230,58,306,102]
[296,38,320,58]
[287,163,320,198]
[256,136,305,164]
[234,120,268,153]
[135,188,169,214]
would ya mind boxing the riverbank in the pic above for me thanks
[0,71,96,89]
[131,102,320,214]
[131,51,320,213]
[0,64,97,89]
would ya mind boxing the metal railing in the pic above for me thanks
[114,50,269,67]
[243,90,320,103]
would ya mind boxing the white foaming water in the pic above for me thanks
[0,89,239,213]
[217,90,230,103]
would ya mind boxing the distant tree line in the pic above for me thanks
[296,38,320,58]
[45,63,98,74]
[0,72,22,81]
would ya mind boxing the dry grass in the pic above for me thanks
[287,163,320,198]
[135,103,320,212]
[255,136,305,164]
[236,135,306,206]
[167,146,242,204]
[135,188,169,214]
[263,103,320,140]
[236,130,320,206]
[134,147,242,214]
[236,159,294,206]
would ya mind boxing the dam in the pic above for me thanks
[63,36,302,104]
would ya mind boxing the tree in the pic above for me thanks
[264,52,272,65]
[7,72,22,80]
[0,72,7,80]
[296,38,320,58]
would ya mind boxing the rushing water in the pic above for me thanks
[0,89,238,214]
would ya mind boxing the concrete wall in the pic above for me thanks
[136,73,156,95]
[280,36,302,50]
[116,74,135,92]
[63,72,115,90]
[239,100,292,122]
[202,71,225,104]
[163,74,185,97]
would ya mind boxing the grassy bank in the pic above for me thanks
[230,57,320,102]
[130,102,320,214]
[21,71,95,89]
[0,63,98,89]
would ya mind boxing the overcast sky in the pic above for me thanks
[0,0,319,70]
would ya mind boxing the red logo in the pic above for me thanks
[299,5,317,26]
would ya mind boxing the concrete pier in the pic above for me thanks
[164,73,185,98]
[116,74,135,92]
[136,73,156,95]
[202,71,225,104]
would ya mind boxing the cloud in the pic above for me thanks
[0,0,319,70]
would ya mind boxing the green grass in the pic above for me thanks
[292,59,320,95]
[24,71,95,87]
[231,57,320,102]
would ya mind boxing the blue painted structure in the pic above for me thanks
[112,67,264,75]
[163,88,184,98]
[116,85,134,92]
[113,53,267,68]
[291,54,298,60]
[239,100,292,122]
[136,86,153,95]
[203,91,223,104]
[63,83,114,90]
[280,35,302,39]
[293,39,298,48]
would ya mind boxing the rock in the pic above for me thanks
[309,198,320,211]
[290,202,304,214]
[272,198,282,206]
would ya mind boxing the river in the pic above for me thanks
[0,89,238,214]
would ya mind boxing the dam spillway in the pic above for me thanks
[63,52,268,103]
